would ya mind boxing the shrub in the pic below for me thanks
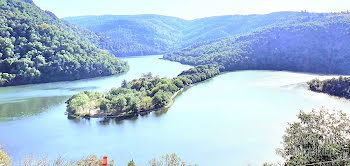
[277,107,350,165]
[0,145,11,166]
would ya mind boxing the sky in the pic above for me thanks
[32,0,350,19]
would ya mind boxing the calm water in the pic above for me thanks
[1,55,350,165]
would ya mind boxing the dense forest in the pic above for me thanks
[308,77,350,99]
[64,15,186,56]
[0,0,128,86]
[64,12,336,57]
[164,15,350,74]
[66,65,220,118]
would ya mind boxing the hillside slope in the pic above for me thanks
[0,0,128,86]
[164,16,350,74]
[64,15,187,56]
[65,12,334,57]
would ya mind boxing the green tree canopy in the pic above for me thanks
[277,108,350,165]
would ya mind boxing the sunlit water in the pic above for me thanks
[1,55,350,165]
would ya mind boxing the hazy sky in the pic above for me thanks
[33,0,349,19]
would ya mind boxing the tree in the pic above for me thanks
[128,159,136,166]
[142,72,153,78]
[152,90,171,109]
[148,153,198,166]
[173,78,184,88]
[0,144,11,166]
[121,79,128,88]
[139,96,153,110]
[277,107,350,165]
[111,96,127,112]
[67,92,90,113]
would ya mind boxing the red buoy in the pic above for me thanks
[102,156,108,165]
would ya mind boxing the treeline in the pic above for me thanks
[64,15,186,56]
[66,65,220,118]
[64,12,335,57]
[0,147,197,166]
[307,76,350,99]
[0,0,128,86]
[164,16,350,74]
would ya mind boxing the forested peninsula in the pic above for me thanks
[66,65,220,119]
[0,0,128,87]
[308,77,350,99]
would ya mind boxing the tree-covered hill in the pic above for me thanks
[164,15,350,74]
[64,12,335,57]
[64,15,188,56]
[181,11,332,47]
[0,0,129,87]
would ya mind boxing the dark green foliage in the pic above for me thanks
[152,90,172,109]
[308,77,350,99]
[277,108,350,165]
[66,65,220,117]
[0,0,128,86]
[164,15,350,74]
[64,15,187,56]
[64,12,333,57]
[178,65,220,83]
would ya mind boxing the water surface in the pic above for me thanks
[1,56,350,165]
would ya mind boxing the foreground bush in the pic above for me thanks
[1,152,198,166]
[0,145,11,166]
[277,107,350,165]
[149,153,198,166]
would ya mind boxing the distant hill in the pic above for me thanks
[65,12,334,57]
[64,15,187,56]
[164,15,350,74]
[0,0,128,86]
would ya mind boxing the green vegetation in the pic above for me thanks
[0,144,11,166]
[1,151,196,166]
[149,153,198,166]
[66,65,220,118]
[277,108,350,165]
[64,12,336,57]
[308,77,350,99]
[127,160,136,166]
[0,0,128,87]
[64,15,187,56]
[164,15,350,74]
[16,155,114,166]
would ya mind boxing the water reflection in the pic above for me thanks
[98,116,139,125]
[0,96,68,122]
[0,55,192,122]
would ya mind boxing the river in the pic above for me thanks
[1,55,350,166]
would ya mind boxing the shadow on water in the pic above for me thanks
[0,96,69,122]
[97,116,139,125]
